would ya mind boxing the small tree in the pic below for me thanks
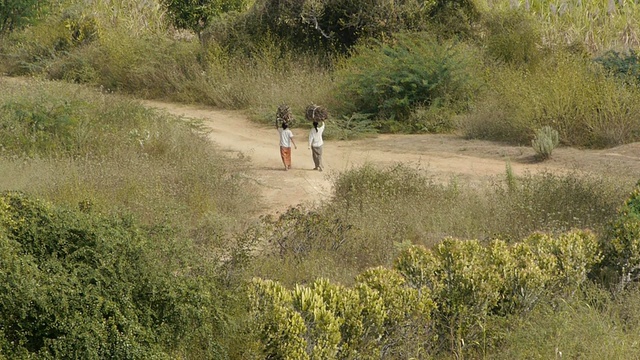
[0,0,47,35]
[161,0,246,41]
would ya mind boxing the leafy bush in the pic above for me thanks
[594,49,640,83]
[248,270,435,359]
[0,192,228,359]
[398,231,600,355]
[335,32,481,130]
[248,230,601,358]
[531,125,559,160]
[0,0,48,35]
[236,0,438,53]
[601,182,640,290]
[161,0,247,39]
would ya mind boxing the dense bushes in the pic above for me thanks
[335,33,481,132]
[241,172,640,358]
[0,0,48,35]
[247,230,601,358]
[6,0,640,148]
[601,182,640,289]
[233,0,440,53]
[161,0,247,39]
[595,49,640,83]
[0,192,228,359]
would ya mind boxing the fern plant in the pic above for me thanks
[531,125,559,160]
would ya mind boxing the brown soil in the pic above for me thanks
[141,100,640,216]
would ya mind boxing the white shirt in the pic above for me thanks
[278,128,294,148]
[308,122,325,147]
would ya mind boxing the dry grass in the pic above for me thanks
[0,78,260,248]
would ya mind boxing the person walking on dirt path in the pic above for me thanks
[278,122,297,171]
[308,120,325,171]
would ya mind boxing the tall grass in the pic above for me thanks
[493,283,640,359]
[0,78,260,247]
[463,54,640,147]
[0,0,335,121]
[236,163,629,286]
[484,0,640,54]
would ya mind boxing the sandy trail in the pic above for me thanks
[141,100,640,215]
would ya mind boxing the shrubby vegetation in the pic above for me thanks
[242,178,640,358]
[235,165,626,283]
[0,192,231,359]
[334,33,481,132]
[3,0,640,358]
[0,78,262,359]
[5,0,640,146]
[246,230,601,358]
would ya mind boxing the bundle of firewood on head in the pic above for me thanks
[276,104,294,127]
[305,104,328,123]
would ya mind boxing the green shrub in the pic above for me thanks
[601,182,640,290]
[334,32,481,130]
[248,230,601,358]
[394,230,600,355]
[0,0,48,35]
[406,104,458,133]
[161,0,247,40]
[594,49,640,84]
[248,270,435,359]
[531,125,559,160]
[0,192,228,359]
[237,0,437,53]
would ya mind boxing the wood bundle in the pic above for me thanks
[276,104,293,125]
[305,104,328,121]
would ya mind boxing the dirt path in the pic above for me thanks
[142,100,640,215]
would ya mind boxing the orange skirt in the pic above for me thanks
[280,146,292,167]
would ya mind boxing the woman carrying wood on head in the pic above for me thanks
[305,104,327,172]
[276,104,297,171]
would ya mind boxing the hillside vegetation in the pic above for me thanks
[2,0,640,358]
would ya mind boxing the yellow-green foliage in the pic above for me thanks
[356,267,435,357]
[292,285,342,359]
[248,272,435,359]
[527,231,602,291]
[248,279,309,359]
[393,230,600,355]
[464,54,640,147]
[249,230,601,358]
